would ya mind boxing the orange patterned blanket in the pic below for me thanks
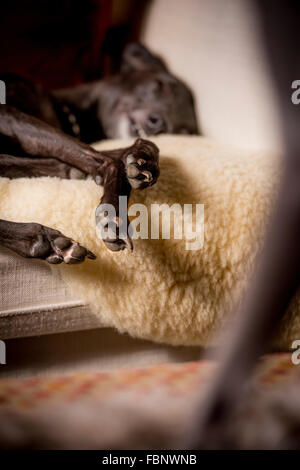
[0,354,298,449]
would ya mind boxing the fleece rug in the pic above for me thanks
[0,135,299,349]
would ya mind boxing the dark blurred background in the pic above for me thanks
[0,0,150,89]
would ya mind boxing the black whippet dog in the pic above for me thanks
[0,43,198,264]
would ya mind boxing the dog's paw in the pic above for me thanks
[95,206,133,252]
[46,236,96,264]
[123,138,159,190]
[29,225,96,264]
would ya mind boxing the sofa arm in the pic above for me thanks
[0,247,103,339]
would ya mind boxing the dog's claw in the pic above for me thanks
[141,170,152,182]
[124,237,133,252]
[87,250,97,260]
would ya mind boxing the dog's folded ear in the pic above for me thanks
[121,43,167,74]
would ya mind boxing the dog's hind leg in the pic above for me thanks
[0,105,106,177]
[0,219,96,264]
[0,154,95,264]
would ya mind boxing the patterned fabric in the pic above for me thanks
[0,354,297,411]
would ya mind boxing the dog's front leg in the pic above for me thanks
[0,107,159,256]
[0,105,109,177]
[96,138,159,251]
[96,159,132,251]
[0,154,86,179]
[0,107,160,188]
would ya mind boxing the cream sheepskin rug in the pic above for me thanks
[0,135,299,349]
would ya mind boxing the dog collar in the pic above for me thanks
[62,105,81,138]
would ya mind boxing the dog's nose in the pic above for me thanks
[146,113,166,135]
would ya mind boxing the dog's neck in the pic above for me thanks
[51,81,107,143]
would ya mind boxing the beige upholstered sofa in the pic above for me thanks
[0,0,284,377]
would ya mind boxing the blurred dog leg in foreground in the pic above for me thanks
[187,0,300,449]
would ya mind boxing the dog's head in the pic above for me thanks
[99,43,199,139]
